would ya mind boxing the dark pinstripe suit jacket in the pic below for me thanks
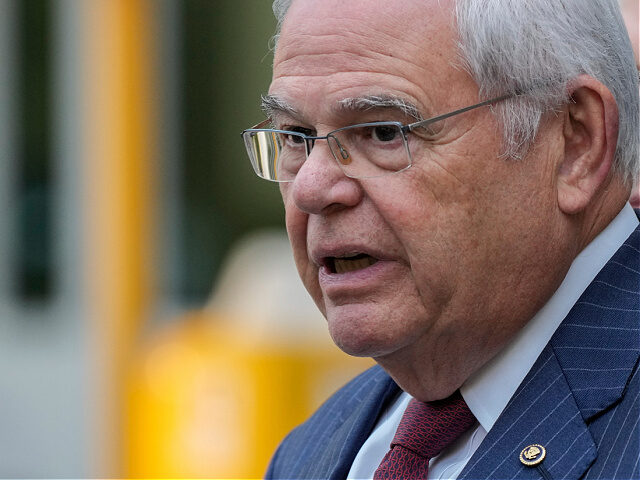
[266,222,640,480]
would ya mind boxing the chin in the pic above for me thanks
[325,304,407,358]
[331,335,394,358]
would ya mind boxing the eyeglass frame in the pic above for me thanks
[241,92,515,182]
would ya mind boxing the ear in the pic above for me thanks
[557,75,619,215]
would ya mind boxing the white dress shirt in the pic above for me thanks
[347,204,639,480]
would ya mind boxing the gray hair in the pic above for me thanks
[272,0,639,185]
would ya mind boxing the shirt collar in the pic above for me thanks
[460,203,639,432]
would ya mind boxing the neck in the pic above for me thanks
[573,173,630,254]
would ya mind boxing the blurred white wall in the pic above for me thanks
[0,0,91,477]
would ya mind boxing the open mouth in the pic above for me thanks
[327,253,379,274]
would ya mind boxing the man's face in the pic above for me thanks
[271,0,566,393]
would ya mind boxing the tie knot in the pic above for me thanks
[392,391,476,460]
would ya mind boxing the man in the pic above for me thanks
[241,0,640,478]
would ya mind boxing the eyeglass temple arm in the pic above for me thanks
[405,92,515,132]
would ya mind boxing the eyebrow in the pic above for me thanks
[260,93,425,125]
[338,95,423,121]
[261,94,299,121]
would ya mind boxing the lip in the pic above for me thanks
[317,258,403,299]
[310,244,393,268]
[310,242,405,296]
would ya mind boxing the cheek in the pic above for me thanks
[365,168,480,308]
[372,165,474,257]
[284,202,306,260]
[283,196,326,314]
[281,185,305,255]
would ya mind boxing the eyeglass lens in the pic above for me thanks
[243,123,412,182]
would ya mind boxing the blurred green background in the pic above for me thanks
[179,0,284,303]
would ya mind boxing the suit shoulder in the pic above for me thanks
[315,364,393,414]
[282,364,392,444]
[266,365,397,479]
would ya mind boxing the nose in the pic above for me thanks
[288,140,363,215]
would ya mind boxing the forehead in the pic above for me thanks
[270,0,469,121]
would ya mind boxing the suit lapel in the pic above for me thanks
[303,367,399,480]
[551,224,640,420]
[460,224,640,480]
[459,344,597,480]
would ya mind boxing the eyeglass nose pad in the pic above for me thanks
[339,146,351,165]
[331,136,352,165]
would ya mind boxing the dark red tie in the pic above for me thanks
[373,390,476,480]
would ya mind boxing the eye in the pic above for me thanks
[283,133,305,145]
[372,125,399,142]
[281,126,313,146]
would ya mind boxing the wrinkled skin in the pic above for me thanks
[270,0,623,400]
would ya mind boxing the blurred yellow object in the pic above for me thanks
[125,231,373,478]
[81,0,157,475]
[125,313,372,478]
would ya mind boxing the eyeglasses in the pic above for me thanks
[241,93,514,182]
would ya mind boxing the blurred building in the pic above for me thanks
[0,0,371,477]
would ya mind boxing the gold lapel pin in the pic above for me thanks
[520,444,546,466]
